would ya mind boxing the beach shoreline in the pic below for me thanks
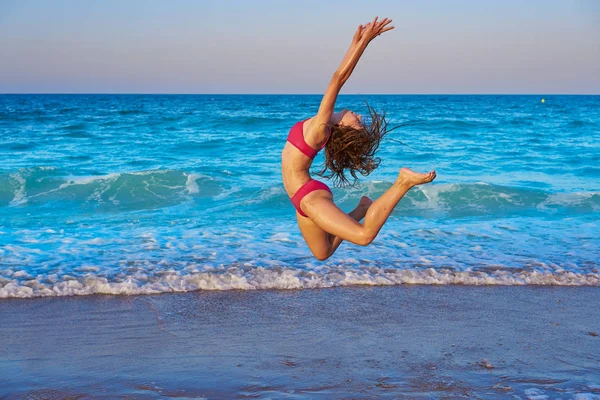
[1,285,599,399]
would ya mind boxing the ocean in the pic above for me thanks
[0,94,598,298]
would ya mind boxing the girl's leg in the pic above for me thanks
[303,168,435,247]
[327,196,372,255]
[297,196,371,261]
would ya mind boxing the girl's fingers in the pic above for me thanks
[361,17,393,40]
[377,18,392,30]
[354,24,366,41]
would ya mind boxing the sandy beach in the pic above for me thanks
[1,285,599,399]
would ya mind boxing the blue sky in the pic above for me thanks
[1,0,598,94]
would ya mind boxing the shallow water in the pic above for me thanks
[0,94,599,297]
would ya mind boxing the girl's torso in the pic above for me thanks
[281,117,328,197]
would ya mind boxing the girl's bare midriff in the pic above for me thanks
[281,141,313,198]
[282,117,326,198]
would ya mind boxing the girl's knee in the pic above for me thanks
[356,230,376,246]
[314,252,333,261]
[312,248,333,261]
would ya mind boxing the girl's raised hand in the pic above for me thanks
[353,17,394,46]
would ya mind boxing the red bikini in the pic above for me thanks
[286,119,332,218]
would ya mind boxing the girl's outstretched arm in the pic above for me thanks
[309,17,395,138]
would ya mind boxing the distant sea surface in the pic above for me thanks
[0,94,598,298]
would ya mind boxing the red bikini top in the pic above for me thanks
[286,119,331,159]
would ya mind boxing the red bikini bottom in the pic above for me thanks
[290,180,332,218]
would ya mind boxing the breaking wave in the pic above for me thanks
[1,264,598,298]
[1,167,598,217]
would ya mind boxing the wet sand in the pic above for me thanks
[1,285,599,399]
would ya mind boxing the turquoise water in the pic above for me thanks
[0,94,598,297]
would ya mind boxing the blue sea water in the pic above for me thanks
[0,94,598,298]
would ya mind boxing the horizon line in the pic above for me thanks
[1,93,598,96]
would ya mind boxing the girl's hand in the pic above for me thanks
[352,17,394,46]
[316,17,394,132]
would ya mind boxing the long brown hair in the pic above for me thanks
[316,101,397,187]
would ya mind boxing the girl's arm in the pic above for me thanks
[308,17,394,140]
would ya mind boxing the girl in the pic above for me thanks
[281,17,436,260]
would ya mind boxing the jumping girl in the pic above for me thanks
[281,17,436,260]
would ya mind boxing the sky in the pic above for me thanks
[0,0,599,94]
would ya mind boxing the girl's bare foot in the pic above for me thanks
[351,196,373,221]
[358,195,373,209]
[397,167,436,187]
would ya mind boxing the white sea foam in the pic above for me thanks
[61,173,122,186]
[524,388,549,400]
[184,173,202,194]
[540,191,600,210]
[8,171,27,206]
[416,184,452,210]
[0,266,598,299]
[573,394,600,400]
